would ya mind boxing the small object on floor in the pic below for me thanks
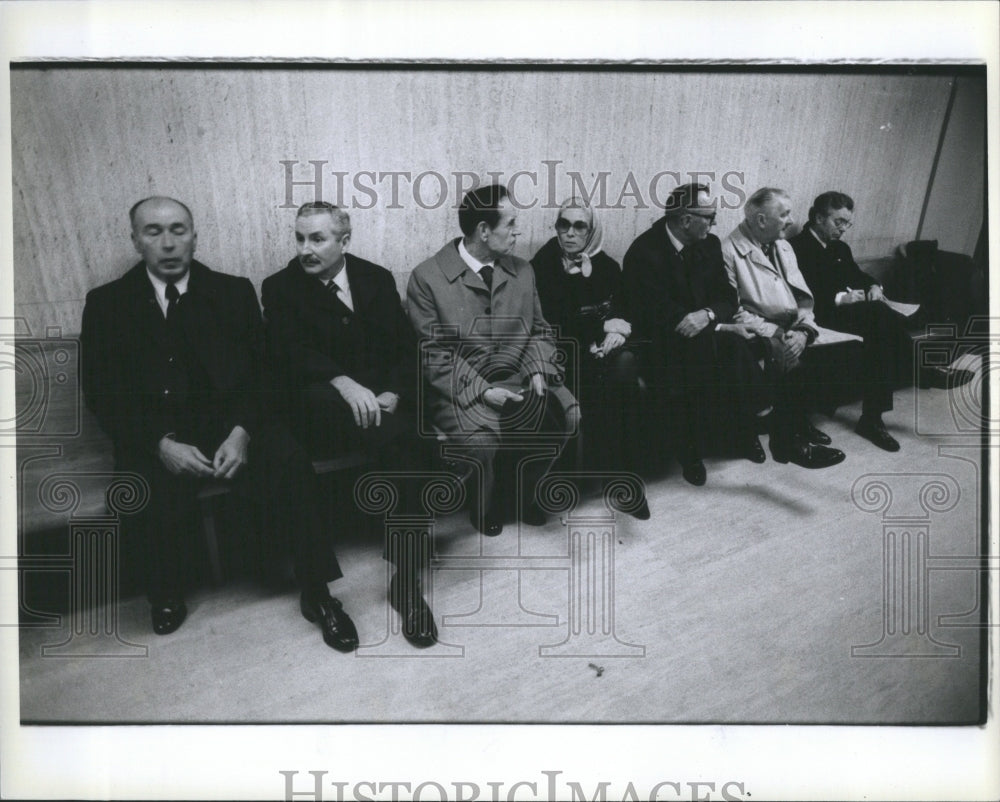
[855,415,901,452]
[299,592,360,652]
[588,662,605,678]
[151,598,187,635]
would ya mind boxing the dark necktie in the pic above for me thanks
[479,264,493,291]
[165,282,179,322]
[762,242,778,269]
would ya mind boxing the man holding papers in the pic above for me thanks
[790,191,973,451]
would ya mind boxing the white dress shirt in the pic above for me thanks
[146,267,190,318]
[324,262,354,312]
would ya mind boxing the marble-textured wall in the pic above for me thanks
[11,68,971,335]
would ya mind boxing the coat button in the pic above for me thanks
[485,307,491,315]
[342,317,350,325]
[163,389,170,395]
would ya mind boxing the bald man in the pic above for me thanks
[81,197,358,649]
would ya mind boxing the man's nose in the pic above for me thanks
[161,231,176,250]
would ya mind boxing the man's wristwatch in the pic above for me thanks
[703,308,716,323]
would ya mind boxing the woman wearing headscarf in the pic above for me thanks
[531,197,649,519]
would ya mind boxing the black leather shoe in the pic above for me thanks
[300,593,360,652]
[771,436,846,469]
[742,436,767,464]
[520,500,547,527]
[802,420,832,445]
[918,366,975,390]
[389,574,438,648]
[855,416,900,452]
[470,507,503,536]
[151,598,187,635]
[679,457,707,486]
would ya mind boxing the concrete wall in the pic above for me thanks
[919,74,987,255]
[11,67,984,335]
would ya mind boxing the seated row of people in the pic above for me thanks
[79,183,970,650]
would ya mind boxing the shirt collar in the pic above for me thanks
[809,225,828,249]
[458,238,493,274]
[329,263,350,293]
[664,221,686,255]
[146,266,189,301]
[738,221,772,252]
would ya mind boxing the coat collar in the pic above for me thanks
[283,253,374,314]
[344,254,376,313]
[435,238,516,293]
[125,259,219,305]
[729,223,788,273]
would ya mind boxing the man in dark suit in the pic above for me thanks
[407,184,579,536]
[790,191,973,451]
[262,202,436,648]
[622,182,770,486]
[81,197,358,650]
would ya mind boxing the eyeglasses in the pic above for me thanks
[831,217,853,230]
[687,211,717,225]
[555,218,590,234]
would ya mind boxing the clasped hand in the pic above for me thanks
[782,328,808,360]
[158,425,249,479]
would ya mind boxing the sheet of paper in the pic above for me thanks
[884,298,921,317]
[812,324,864,346]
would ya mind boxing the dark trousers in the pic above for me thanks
[574,347,642,473]
[825,301,914,416]
[301,382,429,581]
[457,390,572,520]
[655,329,770,458]
[117,423,341,602]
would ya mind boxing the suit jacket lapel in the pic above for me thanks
[345,255,373,315]
[125,263,171,350]
[658,222,702,307]
[178,261,233,388]
[290,259,352,316]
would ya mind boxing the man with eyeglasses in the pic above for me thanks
[622,182,770,486]
[789,191,972,452]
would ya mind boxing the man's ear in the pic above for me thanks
[191,230,198,255]
[130,230,141,255]
[476,220,490,241]
[340,232,350,252]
